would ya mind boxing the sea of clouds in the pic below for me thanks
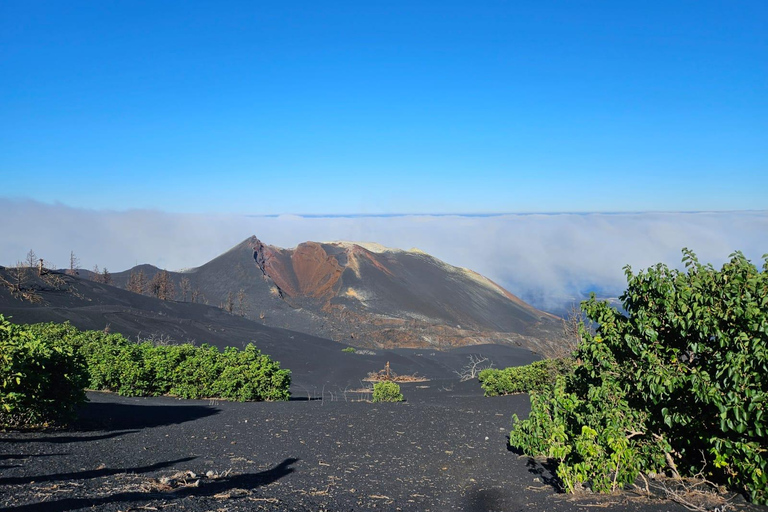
[2,199,766,313]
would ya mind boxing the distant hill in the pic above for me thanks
[107,236,564,355]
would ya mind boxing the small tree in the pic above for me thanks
[372,381,404,402]
[101,267,112,285]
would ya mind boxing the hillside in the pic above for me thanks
[0,265,539,390]
[108,236,564,355]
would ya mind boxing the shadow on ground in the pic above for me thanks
[0,457,196,486]
[73,401,220,431]
[462,485,523,512]
[3,457,298,512]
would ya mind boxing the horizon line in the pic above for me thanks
[247,209,768,219]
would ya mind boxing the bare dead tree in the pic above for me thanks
[126,269,147,295]
[0,261,43,303]
[554,302,593,359]
[150,270,175,301]
[40,263,67,289]
[91,264,101,282]
[179,276,191,301]
[454,354,494,382]
[223,291,235,313]
[190,287,201,303]
[101,267,112,285]
[67,251,80,276]
[236,288,247,316]
[25,249,37,268]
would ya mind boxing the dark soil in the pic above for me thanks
[2,383,760,512]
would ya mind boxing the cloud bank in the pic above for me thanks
[2,199,766,313]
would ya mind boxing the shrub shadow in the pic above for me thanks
[524,456,562,491]
[2,431,137,444]
[72,401,220,431]
[4,457,298,512]
[461,485,522,512]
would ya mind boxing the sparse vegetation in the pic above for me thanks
[0,315,88,428]
[342,347,356,353]
[372,381,403,402]
[478,358,573,396]
[509,250,768,504]
[454,354,494,382]
[365,361,427,382]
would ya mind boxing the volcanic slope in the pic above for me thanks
[0,266,539,391]
[110,236,564,355]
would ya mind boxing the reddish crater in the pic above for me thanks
[291,243,344,298]
[253,240,344,300]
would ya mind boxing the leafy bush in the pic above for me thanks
[479,358,573,396]
[372,381,404,402]
[509,250,768,503]
[212,345,291,402]
[26,322,291,402]
[342,347,356,353]
[0,315,87,428]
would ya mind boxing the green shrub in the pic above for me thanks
[480,358,573,396]
[25,321,291,402]
[372,381,404,402]
[510,250,768,503]
[213,345,291,401]
[342,347,356,353]
[0,315,88,428]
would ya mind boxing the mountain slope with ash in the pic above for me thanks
[0,266,540,390]
[108,236,563,355]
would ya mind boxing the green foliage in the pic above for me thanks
[0,315,88,428]
[510,250,768,503]
[479,358,573,396]
[26,322,291,402]
[342,347,356,353]
[372,381,404,402]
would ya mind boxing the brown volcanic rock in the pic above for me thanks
[262,242,345,299]
[246,237,563,354]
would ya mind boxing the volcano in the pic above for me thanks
[106,236,563,354]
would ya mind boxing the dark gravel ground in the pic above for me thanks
[2,383,762,512]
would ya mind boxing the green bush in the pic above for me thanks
[510,250,768,503]
[372,381,404,402]
[342,347,356,353]
[479,358,573,396]
[26,322,291,402]
[212,345,291,401]
[0,315,88,428]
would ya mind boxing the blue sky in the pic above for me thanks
[1,1,766,214]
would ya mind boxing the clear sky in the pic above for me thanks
[1,1,766,214]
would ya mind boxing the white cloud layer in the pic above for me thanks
[2,199,766,312]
